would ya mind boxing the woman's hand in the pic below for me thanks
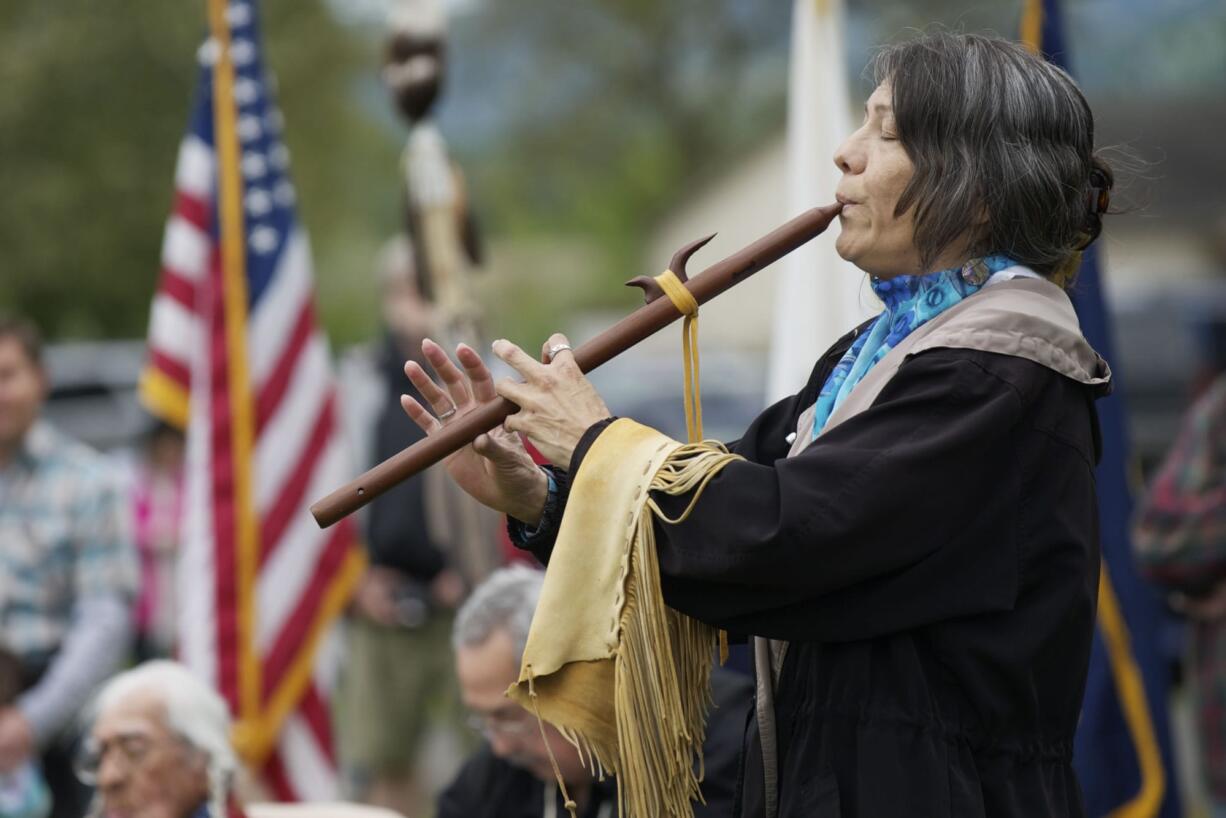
[492,333,612,466]
[400,339,548,524]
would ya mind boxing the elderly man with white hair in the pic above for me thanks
[81,662,406,818]
[79,661,239,818]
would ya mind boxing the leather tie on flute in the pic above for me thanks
[310,203,842,529]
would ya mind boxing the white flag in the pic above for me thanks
[766,0,873,403]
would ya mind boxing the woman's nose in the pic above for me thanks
[833,132,862,175]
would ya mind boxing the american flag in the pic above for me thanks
[140,0,365,799]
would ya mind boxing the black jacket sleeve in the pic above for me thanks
[646,349,1033,642]
[508,389,808,565]
[506,323,858,563]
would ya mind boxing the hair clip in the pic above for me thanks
[1087,186,1110,216]
[1087,168,1110,216]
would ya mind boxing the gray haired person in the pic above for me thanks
[439,566,750,818]
[450,564,540,663]
[80,661,238,818]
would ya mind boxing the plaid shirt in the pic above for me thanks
[1135,375,1226,800]
[0,422,137,662]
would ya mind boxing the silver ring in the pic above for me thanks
[438,404,458,420]
[547,343,573,362]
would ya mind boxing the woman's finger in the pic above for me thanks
[404,360,456,418]
[543,332,576,369]
[472,430,522,465]
[456,343,498,403]
[492,339,545,382]
[494,378,535,411]
[400,393,441,435]
[485,421,525,452]
[422,338,474,409]
[501,410,528,439]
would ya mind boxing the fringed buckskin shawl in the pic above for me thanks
[507,419,742,818]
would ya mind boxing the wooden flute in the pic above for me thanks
[310,202,842,529]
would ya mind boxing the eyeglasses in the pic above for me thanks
[465,709,533,738]
[73,733,157,784]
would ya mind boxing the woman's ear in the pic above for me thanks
[972,201,991,227]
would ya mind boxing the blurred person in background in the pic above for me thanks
[0,316,138,818]
[384,0,485,343]
[334,236,500,814]
[0,651,50,818]
[438,565,750,818]
[130,420,185,661]
[81,660,241,818]
[1134,345,1226,818]
[85,662,421,818]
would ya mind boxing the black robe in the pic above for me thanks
[514,326,1107,818]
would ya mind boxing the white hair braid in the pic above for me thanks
[207,759,232,818]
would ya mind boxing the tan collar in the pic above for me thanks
[789,276,1111,454]
[910,276,1110,389]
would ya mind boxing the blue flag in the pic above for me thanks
[1022,2,1182,815]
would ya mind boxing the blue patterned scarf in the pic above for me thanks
[810,254,1018,439]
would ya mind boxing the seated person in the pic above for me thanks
[0,649,50,818]
[438,566,751,817]
[80,661,239,818]
[82,661,411,818]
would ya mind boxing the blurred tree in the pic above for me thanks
[450,1,789,278]
[0,1,198,339]
[373,0,790,344]
[0,0,400,343]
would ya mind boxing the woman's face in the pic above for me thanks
[833,83,924,279]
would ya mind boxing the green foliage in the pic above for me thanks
[0,0,400,344]
[452,0,788,287]
[0,1,198,338]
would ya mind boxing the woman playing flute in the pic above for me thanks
[401,30,1113,818]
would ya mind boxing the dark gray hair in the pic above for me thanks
[453,565,544,664]
[871,30,1113,277]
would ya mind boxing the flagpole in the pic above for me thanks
[206,0,262,744]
